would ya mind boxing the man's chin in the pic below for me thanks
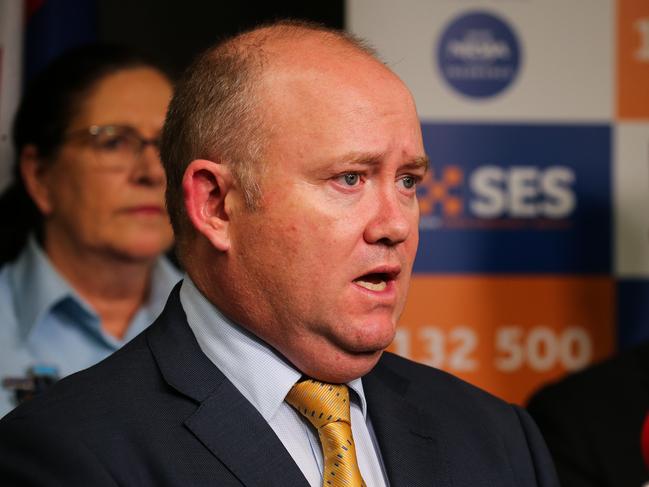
[302,348,384,384]
[338,323,397,355]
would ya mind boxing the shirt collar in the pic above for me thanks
[9,237,95,341]
[9,237,181,345]
[180,276,368,421]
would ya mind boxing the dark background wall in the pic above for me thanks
[97,1,344,77]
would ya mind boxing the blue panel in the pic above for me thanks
[617,279,649,351]
[436,10,521,99]
[415,123,611,274]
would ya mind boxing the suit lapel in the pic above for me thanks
[185,379,309,487]
[364,356,452,487]
[146,285,309,487]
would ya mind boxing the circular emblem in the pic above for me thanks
[437,11,521,98]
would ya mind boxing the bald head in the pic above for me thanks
[160,21,401,261]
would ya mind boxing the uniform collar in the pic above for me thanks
[9,237,95,341]
[8,237,181,345]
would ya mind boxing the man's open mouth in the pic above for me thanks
[353,269,399,292]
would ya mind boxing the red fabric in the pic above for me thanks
[25,0,45,22]
[641,411,649,469]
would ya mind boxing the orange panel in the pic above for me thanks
[390,275,615,404]
[617,0,649,118]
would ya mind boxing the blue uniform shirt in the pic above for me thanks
[0,238,181,417]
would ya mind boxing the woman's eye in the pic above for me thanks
[340,173,360,186]
[99,135,129,151]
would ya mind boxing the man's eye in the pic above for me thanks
[339,173,360,186]
[400,175,417,189]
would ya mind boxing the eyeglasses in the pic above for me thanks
[64,125,162,171]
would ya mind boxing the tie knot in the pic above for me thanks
[286,379,351,429]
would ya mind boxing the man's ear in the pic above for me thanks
[20,145,53,215]
[182,159,234,252]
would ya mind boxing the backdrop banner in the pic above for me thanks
[349,0,648,403]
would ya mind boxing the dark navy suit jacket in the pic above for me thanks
[0,286,558,486]
[528,342,649,487]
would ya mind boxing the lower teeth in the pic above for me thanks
[357,280,387,291]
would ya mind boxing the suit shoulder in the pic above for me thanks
[528,342,649,411]
[371,352,559,486]
[376,351,513,413]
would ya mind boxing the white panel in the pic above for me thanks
[0,0,22,192]
[615,123,649,277]
[347,0,613,123]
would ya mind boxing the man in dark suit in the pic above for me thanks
[528,341,649,487]
[0,21,558,486]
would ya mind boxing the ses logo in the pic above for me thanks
[416,124,610,273]
[417,164,576,230]
[437,10,521,98]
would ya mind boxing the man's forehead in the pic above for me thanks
[239,25,424,162]
[259,55,411,113]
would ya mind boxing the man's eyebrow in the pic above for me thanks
[330,153,430,171]
[405,155,430,172]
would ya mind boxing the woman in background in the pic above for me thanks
[0,45,181,416]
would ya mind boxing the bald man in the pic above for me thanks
[0,21,558,487]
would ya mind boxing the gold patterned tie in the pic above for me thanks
[286,379,367,487]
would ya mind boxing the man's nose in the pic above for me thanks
[363,185,412,246]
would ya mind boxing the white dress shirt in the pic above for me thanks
[180,276,389,487]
